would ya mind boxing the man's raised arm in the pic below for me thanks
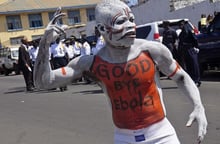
[34,8,66,89]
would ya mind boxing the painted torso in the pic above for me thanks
[91,51,165,130]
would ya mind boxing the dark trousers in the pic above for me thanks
[184,48,200,83]
[164,43,178,60]
[52,57,68,91]
[52,57,68,69]
[20,67,34,90]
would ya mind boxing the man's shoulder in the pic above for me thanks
[134,38,150,45]
[19,44,24,48]
[19,45,26,51]
[134,39,169,57]
[134,39,163,49]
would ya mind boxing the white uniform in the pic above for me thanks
[73,42,82,57]
[50,42,66,58]
[29,46,39,64]
[92,36,105,55]
[80,41,91,56]
[64,44,74,60]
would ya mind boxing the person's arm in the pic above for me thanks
[171,65,207,143]
[149,42,207,143]
[33,8,93,89]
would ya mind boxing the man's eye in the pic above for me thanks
[129,17,134,22]
[116,19,125,25]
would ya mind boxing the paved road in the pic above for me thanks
[0,72,219,144]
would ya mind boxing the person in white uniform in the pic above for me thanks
[34,1,207,143]
[29,40,39,66]
[63,39,74,61]
[79,37,91,56]
[92,27,106,55]
[73,39,82,58]
[50,37,68,91]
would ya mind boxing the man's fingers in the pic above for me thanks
[197,136,203,144]
[53,25,66,35]
[186,107,207,143]
[197,123,207,143]
[54,7,62,16]
[50,13,66,25]
[186,116,195,127]
[50,7,65,25]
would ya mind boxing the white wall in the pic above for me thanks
[132,0,220,26]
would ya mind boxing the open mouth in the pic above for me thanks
[118,31,136,40]
[124,31,136,37]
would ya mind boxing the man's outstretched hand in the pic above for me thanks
[44,7,66,44]
[186,105,207,144]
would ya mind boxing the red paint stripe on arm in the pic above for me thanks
[168,62,180,78]
[61,67,66,75]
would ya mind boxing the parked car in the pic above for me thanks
[0,57,5,74]
[0,47,20,76]
[136,18,199,42]
[195,12,220,74]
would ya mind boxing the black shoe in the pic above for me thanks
[27,87,34,92]
[60,87,64,92]
[48,88,57,91]
[196,81,201,87]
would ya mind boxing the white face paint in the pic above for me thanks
[100,3,136,48]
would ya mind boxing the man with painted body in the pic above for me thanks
[34,1,207,143]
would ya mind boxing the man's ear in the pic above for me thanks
[97,24,106,34]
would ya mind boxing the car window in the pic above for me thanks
[136,25,152,39]
[136,19,196,41]
[11,50,19,57]
[185,22,193,31]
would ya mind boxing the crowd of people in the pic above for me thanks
[161,11,220,87]
[198,11,219,33]
[18,27,105,92]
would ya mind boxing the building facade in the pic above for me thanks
[132,0,220,26]
[0,0,100,47]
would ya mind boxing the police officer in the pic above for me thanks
[63,38,74,62]
[73,38,82,58]
[50,37,68,91]
[29,40,39,68]
[92,26,106,55]
[162,21,178,60]
[178,20,201,87]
